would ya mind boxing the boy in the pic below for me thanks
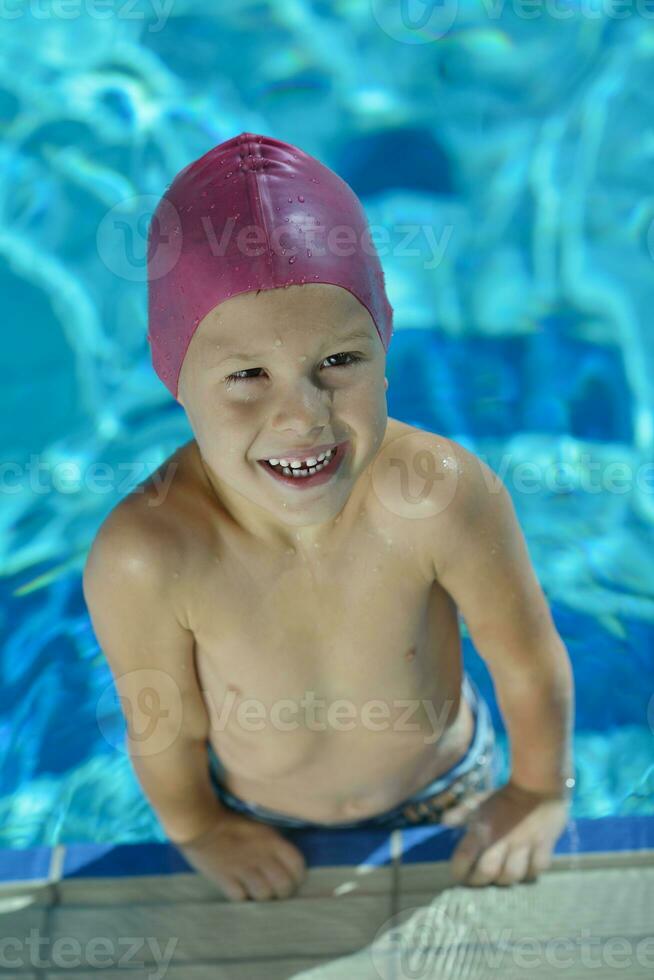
[83,133,575,903]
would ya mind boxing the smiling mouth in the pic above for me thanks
[257,441,347,486]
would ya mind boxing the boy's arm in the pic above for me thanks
[82,507,227,844]
[431,445,575,799]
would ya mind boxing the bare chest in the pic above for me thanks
[187,523,460,718]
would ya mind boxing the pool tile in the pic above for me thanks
[284,827,395,869]
[296,864,393,898]
[43,962,338,980]
[61,841,190,878]
[57,870,226,905]
[0,882,56,907]
[0,905,47,969]
[392,866,654,979]
[0,844,52,883]
[48,893,395,961]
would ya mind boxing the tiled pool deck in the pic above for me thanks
[1,816,653,978]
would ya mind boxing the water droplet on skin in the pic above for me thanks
[274,339,282,346]
[226,172,232,177]
[285,547,296,556]
[298,195,304,202]
[288,197,293,203]
[289,255,296,264]
[307,249,312,257]
[298,355,307,361]
[405,648,416,661]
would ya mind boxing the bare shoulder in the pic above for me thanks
[82,442,211,744]
[82,440,204,625]
[382,418,504,515]
[381,419,509,575]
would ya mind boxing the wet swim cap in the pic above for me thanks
[147,132,393,399]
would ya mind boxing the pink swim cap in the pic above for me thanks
[147,132,393,399]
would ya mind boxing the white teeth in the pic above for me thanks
[267,447,335,469]
[265,446,336,478]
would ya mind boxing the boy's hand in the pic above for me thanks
[441,780,570,887]
[175,811,307,902]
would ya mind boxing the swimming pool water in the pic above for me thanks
[1,4,653,848]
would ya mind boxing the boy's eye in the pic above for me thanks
[225,351,363,385]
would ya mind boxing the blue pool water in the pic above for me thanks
[1,5,654,849]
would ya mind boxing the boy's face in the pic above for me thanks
[177,283,388,541]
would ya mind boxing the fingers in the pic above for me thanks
[495,844,530,886]
[463,840,509,887]
[449,829,485,883]
[526,841,553,881]
[452,840,553,889]
[219,876,248,902]
[275,838,307,883]
[231,841,307,902]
